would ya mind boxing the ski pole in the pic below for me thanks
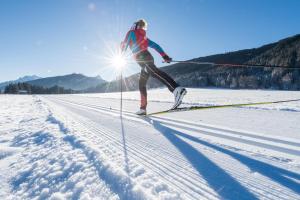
[120,70,123,115]
[163,60,300,69]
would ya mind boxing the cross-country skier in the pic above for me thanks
[121,19,187,115]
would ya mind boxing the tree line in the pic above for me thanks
[4,82,76,94]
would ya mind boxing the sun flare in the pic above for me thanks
[111,53,127,70]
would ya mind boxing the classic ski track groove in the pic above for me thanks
[43,96,300,200]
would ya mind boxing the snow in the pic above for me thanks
[1,88,300,199]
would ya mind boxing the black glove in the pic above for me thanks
[163,55,172,63]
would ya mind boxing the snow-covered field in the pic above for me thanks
[1,88,300,199]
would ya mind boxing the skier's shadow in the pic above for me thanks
[144,117,300,199]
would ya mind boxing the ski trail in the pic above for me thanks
[46,96,300,159]
[44,98,228,199]
[43,98,183,199]
[42,95,300,200]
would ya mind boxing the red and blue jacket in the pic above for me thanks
[121,28,167,57]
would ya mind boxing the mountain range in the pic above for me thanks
[26,73,106,91]
[1,74,106,92]
[0,75,41,91]
[87,34,300,92]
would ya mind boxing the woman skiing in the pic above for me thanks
[121,19,186,115]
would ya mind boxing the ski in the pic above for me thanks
[147,99,300,115]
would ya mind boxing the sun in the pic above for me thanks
[112,53,127,70]
[94,40,133,79]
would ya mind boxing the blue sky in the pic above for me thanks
[0,0,300,82]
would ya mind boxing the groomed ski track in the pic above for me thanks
[41,95,300,200]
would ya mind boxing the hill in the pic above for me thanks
[88,34,300,92]
[27,73,106,91]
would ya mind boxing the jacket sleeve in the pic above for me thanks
[121,31,132,52]
[147,39,167,57]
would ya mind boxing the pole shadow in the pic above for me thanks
[120,114,133,199]
[120,115,130,174]
[144,117,300,199]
